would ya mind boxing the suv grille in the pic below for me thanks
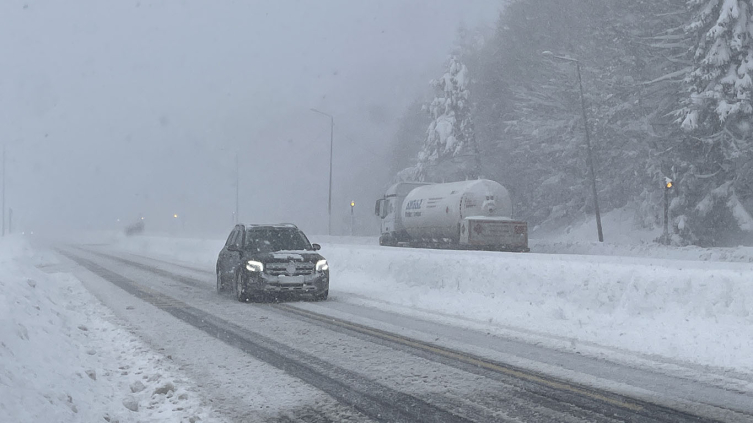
[265,262,315,276]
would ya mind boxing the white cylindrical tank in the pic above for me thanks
[400,179,513,241]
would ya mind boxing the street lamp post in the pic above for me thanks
[174,213,185,231]
[2,145,5,237]
[542,51,604,242]
[311,108,334,236]
[235,152,239,224]
[350,201,355,236]
[663,178,674,245]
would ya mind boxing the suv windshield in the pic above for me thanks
[244,228,312,253]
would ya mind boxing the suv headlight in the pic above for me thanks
[246,260,264,272]
[316,259,329,272]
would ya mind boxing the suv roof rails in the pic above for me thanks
[245,223,299,229]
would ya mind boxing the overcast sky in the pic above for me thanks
[0,0,502,237]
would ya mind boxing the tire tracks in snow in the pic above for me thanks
[67,247,729,423]
[59,248,468,423]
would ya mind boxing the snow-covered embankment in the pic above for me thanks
[0,237,221,422]
[329,244,753,371]
[115,235,753,374]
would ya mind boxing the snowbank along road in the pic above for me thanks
[56,244,753,423]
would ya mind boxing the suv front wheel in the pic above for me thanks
[235,272,248,302]
[313,290,328,301]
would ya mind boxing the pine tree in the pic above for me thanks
[672,0,753,244]
[399,55,480,182]
[681,0,753,133]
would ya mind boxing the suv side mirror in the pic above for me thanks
[311,243,321,251]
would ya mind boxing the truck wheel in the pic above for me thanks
[380,234,398,247]
[235,272,247,302]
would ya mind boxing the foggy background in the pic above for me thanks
[0,0,502,237]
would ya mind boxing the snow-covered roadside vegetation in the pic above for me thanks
[390,1,753,247]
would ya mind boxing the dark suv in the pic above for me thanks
[216,223,329,302]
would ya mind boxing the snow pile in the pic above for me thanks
[531,207,753,263]
[113,235,753,372]
[0,236,222,422]
[531,206,661,244]
[532,239,753,263]
[324,244,753,371]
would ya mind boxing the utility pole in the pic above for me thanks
[235,152,239,224]
[542,51,604,242]
[576,60,604,243]
[311,108,334,235]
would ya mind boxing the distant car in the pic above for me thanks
[216,223,329,302]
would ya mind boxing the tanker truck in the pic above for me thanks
[374,179,529,252]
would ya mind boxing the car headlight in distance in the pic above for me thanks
[316,259,329,272]
[246,260,264,272]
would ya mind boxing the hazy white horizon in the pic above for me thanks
[0,0,502,237]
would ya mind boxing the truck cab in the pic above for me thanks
[374,182,428,246]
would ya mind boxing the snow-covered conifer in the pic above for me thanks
[400,55,480,182]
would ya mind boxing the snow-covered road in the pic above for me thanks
[50,243,753,422]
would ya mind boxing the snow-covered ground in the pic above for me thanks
[7,209,750,421]
[530,207,753,263]
[0,236,225,423]
[113,223,753,376]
